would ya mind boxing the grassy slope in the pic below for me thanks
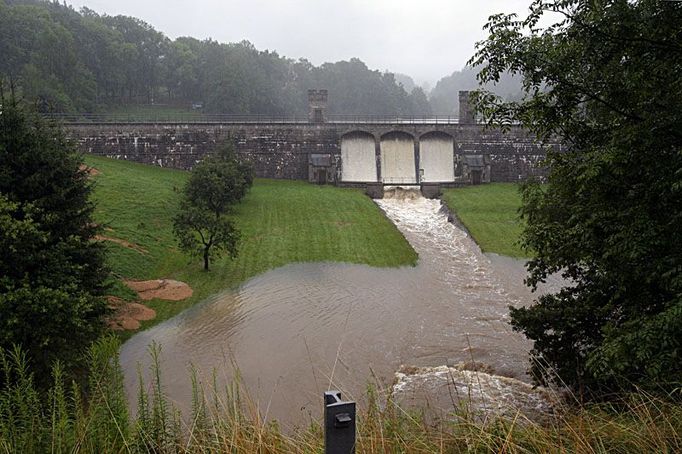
[442,183,527,258]
[85,156,417,334]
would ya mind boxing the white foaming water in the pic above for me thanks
[378,189,520,294]
[419,135,455,182]
[380,135,416,184]
[340,134,376,182]
[119,189,539,427]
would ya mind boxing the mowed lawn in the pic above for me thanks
[442,184,527,258]
[85,156,417,333]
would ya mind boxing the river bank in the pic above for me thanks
[85,156,417,337]
[4,159,677,451]
[90,157,564,426]
[442,184,527,258]
[119,191,560,427]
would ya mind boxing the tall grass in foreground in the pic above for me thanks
[1,339,680,453]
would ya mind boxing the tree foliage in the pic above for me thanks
[471,0,682,396]
[0,95,108,383]
[173,143,253,271]
[429,65,522,116]
[0,1,431,116]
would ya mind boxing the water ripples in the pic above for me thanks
[120,192,555,426]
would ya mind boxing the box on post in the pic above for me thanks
[324,391,356,454]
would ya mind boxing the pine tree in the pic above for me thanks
[0,95,108,384]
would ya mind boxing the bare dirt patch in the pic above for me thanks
[124,279,193,301]
[79,164,100,177]
[107,296,156,331]
[95,235,148,254]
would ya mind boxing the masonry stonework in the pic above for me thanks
[65,91,560,185]
[66,122,559,183]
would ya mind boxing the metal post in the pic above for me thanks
[324,391,356,454]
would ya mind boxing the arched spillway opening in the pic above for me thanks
[381,131,416,184]
[340,131,377,182]
[419,132,455,182]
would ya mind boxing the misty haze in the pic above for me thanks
[0,0,679,452]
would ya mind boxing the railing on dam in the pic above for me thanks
[42,113,462,125]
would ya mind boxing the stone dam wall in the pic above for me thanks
[65,122,561,184]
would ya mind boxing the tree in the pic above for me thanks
[429,66,522,116]
[173,142,253,271]
[408,86,432,117]
[1,1,428,116]
[470,0,682,396]
[0,95,108,383]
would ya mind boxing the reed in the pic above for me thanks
[1,339,679,453]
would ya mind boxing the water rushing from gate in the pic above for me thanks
[119,190,559,426]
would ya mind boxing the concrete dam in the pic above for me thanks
[64,91,561,195]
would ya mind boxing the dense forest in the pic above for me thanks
[0,0,523,116]
[0,0,432,116]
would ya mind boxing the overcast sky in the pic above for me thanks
[65,0,532,86]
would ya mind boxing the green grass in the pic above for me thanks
[4,159,680,452]
[442,183,527,257]
[85,156,417,334]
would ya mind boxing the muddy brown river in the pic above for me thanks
[119,192,561,426]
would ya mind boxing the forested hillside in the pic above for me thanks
[429,66,522,115]
[0,0,431,115]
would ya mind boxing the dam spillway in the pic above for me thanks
[420,132,456,182]
[380,132,417,184]
[340,132,377,182]
[64,91,560,185]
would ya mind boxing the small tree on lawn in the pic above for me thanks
[173,142,253,271]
